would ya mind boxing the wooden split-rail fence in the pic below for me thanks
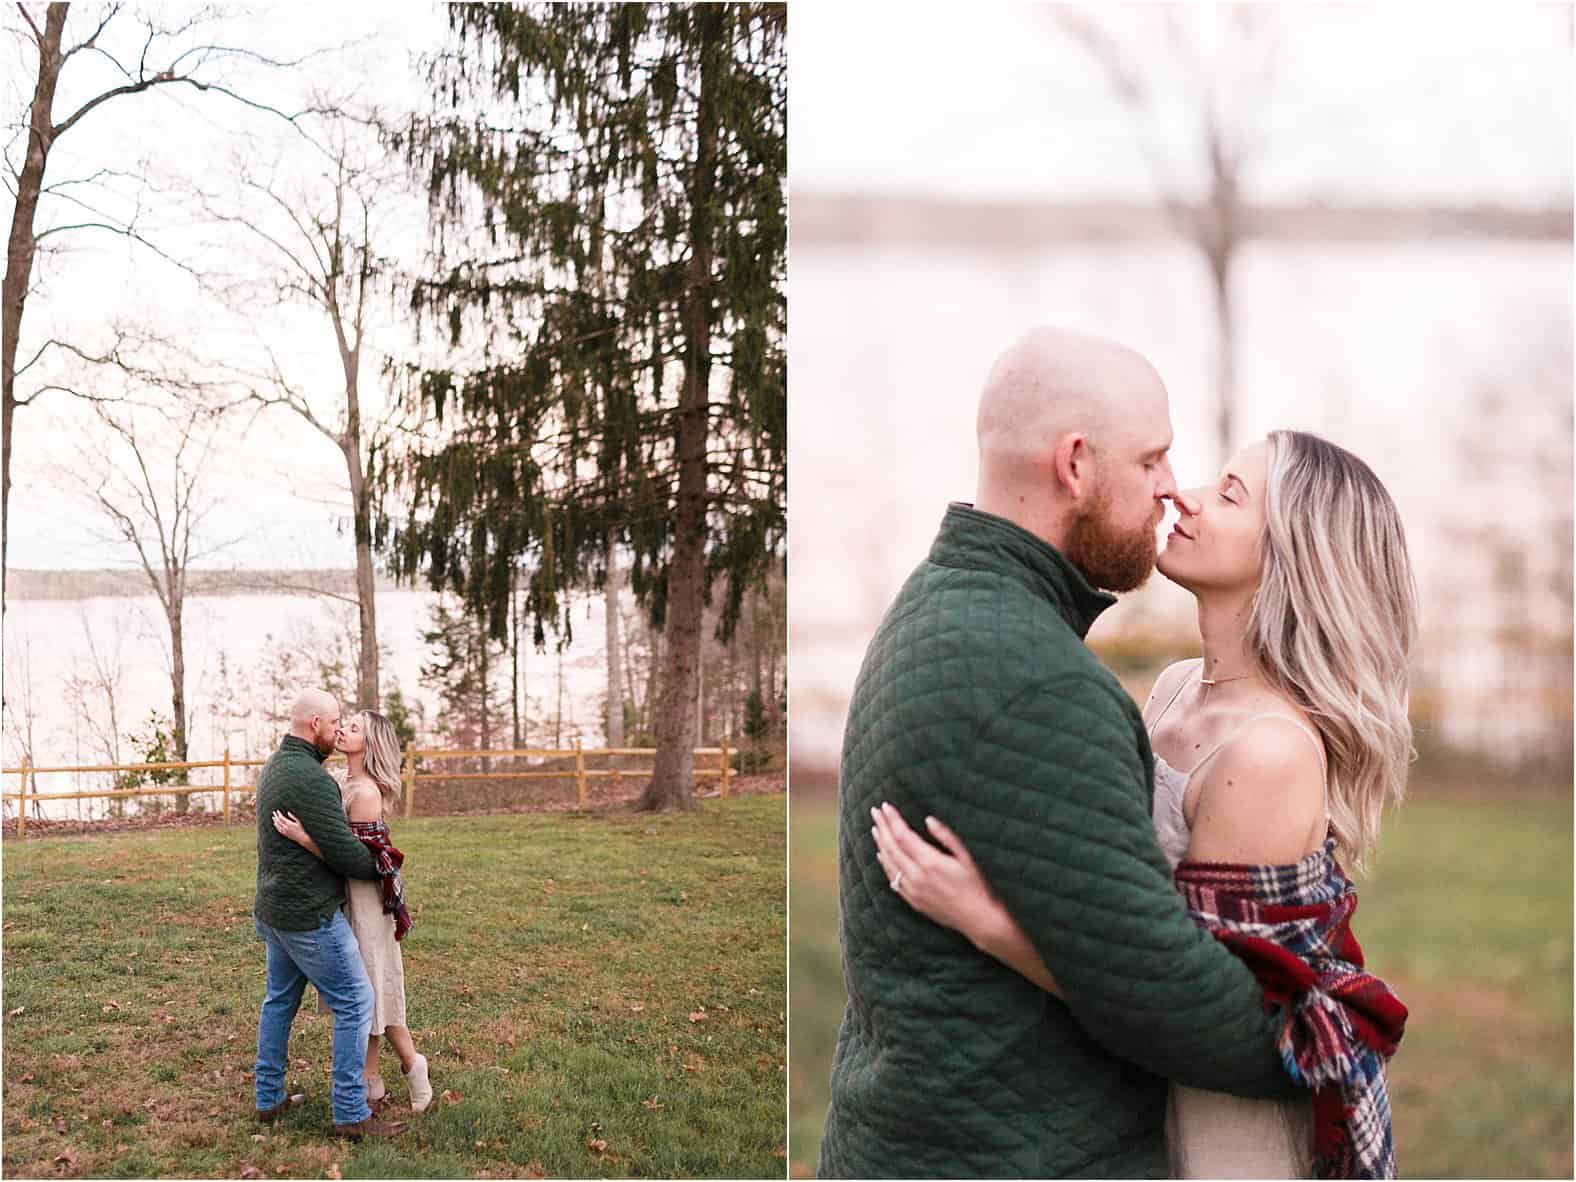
[0,742,736,837]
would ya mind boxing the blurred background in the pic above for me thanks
[788,5,1572,1178]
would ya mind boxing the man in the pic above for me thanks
[252,689,407,1140]
[818,328,1300,1178]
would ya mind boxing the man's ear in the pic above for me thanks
[1052,433,1094,499]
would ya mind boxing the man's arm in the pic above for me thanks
[950,672,1299,1099]
[289,773,380,881]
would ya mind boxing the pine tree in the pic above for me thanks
[382,4,785,810]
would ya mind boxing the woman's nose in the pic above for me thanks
[1171,489,1204,517]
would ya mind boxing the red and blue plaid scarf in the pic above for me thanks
[1174,839,1407,1180]
[349,820,413,942]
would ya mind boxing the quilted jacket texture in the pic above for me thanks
[253,735,380,931]
[818,504,1299,1179]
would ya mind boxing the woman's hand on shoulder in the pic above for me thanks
[1184,718,1326,865]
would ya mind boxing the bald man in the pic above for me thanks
[818,329,1297,1178]
[252,690,406,1139]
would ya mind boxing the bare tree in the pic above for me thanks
[61,607,126,766]
[67,402,229,811]
[1053,5,1280,468]
[3,2,328,616]
[196,128,400,709]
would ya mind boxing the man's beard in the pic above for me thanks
[1064,483,1159,593]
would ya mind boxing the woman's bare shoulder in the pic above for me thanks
[1186,717,1327,864]
[343,778,384,822]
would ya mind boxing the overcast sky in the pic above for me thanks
[7,3,1572,574]
[7,4,448,572]
[791,3,1572,206]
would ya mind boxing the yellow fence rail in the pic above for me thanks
[0,742,734,836]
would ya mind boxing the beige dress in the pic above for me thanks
[1152,749,1315,1179]
[323,779,407,1034]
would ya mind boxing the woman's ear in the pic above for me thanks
[1052,433,1093,500]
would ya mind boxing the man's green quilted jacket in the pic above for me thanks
[818,505,1299,1179]
[253,735,380,931]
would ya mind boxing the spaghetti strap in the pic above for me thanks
[1150,659,1202,731]
[1186,713,1327,781]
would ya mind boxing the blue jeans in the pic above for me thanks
[254,910,374,1125]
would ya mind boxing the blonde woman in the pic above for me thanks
[273,710,433,1113]
[872,431,1414,1179]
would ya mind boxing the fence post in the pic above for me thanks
[403,747,416,820]
[18,758,28,839]
[222,748,232,826]
[721,740,731,800]
[575,740,586,808]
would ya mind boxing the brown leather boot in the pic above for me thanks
[332,1114,409,1140]
[256,1093,305,1123]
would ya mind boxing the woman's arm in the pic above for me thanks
[871,805,1062,996]
[273,810,323,859]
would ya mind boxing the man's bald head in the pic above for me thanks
[976,327,1165,480]
[289,689,342,755]
[973,327,1177,581]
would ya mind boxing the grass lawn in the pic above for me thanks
[789,789,1572,1179]
[3,794,786,1179]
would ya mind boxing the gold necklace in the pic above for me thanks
[1199,673,1259,687]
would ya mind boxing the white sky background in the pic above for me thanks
[6,2,1572,574]
[791,3,1572,206]
[6,3,452,571]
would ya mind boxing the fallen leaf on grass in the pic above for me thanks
[439,1089,463,1104]
[101,1001,120,1013]
[251,1134,265,1143]
[687,1010,707,1023]
[326,1166,342,1180]
[239,1164,262,1179]
[586,1138,608,1153]
[19,1072,33,1083]
[628,1003,644,1013]
[8,1006,23,1016]
[641,1097,663,1110]
[52,1148,78,1168]
[16,1116,34,1131]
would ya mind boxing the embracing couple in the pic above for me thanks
[250,689,433,1138]
[820,328,1413,1180]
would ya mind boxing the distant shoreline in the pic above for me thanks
[8,569,418,601]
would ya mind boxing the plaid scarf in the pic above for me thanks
[1174,839,1407,1180]
[349,820,413,942]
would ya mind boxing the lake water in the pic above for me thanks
[2,588,621,819]
[788,237,1573,769]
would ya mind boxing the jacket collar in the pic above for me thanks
[279,734,329,764]
[931,503,1118,640]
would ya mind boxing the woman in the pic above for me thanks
[273,710,433,1113]
[871,430,1414,1179]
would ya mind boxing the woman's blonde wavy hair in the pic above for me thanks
[356,710,405,806]
[1246,431,1417,872]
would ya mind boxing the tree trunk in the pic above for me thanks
[640,10,721,812]
[2,6,69,620]
[347,438,378,710]
[511,565,522,749]
[1210,246,1236,472]
[478,624,491,770]
[167,592,190,814]
[605,539,625,749]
